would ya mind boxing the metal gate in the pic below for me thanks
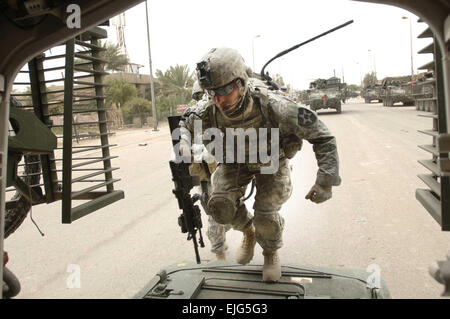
[415,20,450,231]
[7,26,123,226]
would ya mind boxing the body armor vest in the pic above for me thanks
[206,84,283,166]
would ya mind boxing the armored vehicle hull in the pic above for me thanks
[136,261,391,299]
[380,76,415,107]
[382,87,415,107]
[307,77,345,113]
[310,95,342,113]
[413,78,436,112]
[362,88,383,103]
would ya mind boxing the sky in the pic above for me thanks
[12,0,433,91]
[99,0,433,90]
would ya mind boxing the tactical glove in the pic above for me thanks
[177,139,192,161]
[305,184,332,204]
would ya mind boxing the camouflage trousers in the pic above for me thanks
[206,215,232,253]
[195,182,232,254]
[209,158,292,251]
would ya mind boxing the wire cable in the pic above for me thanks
[25,156,45,236]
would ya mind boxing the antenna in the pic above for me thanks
[260,20,354,89]
[112,13,133,72]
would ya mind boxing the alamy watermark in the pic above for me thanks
[66,264,81,289]
[172,120,280,174]
[66,4,81,29]
[366,264,381,289]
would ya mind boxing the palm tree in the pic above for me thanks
[99,41,130,72]
[154,64,194,117]
[74,41,129,72]
[155,64,194,96]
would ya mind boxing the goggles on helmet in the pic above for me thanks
[207,81,235,98]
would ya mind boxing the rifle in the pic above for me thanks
[168,115,205,264]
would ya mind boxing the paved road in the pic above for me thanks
[5,99,450,298]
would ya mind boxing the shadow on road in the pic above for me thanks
[316,109,361,116]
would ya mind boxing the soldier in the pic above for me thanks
[191,80,206,102]
[190,81,231,261]
[180,47,341,282]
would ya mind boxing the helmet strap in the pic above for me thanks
[235,79,246,95]
[222,90,249,118]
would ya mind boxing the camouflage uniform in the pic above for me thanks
[206,215,232,253]
[190,82,231,255]
[189,161,232,254]
[181,76,341,252]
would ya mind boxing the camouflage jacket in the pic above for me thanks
[180,78,341,187]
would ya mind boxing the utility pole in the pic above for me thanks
[402,16,414,78]
[356,62,362,86]
[145,0,158,131]
[252,35,260,73]
[368,49,376,78]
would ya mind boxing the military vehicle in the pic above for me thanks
[306,77,345,113]
[362,84,383,103]
[0,0,449,301]
[380,76,416,107]
[346,89,361,99]
[413,72,436,112]
[296,89,311,105]
[414,23,439,113]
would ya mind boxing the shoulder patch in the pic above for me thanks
[298,107,317,127]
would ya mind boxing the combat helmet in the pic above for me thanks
[196,47,249,90]
[196,47,250,117]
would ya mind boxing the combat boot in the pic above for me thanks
[262,250,281,282]
[236,224,256,264]
[215,244,228,261]
[215,251,226,261]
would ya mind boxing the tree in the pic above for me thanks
[105,78,137,108]
[122,97,152,125]
[347,84,362,91]
[11,86,32,108]
[75,41,130,72]
[155,64,194,96]
[272,74,285,87]
[105,78,138,127]
[363,72,378,88]
[155,64,194,119]
[100,42,130,72]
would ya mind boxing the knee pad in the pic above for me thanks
[253,212,284,239]
[207,191,238,224]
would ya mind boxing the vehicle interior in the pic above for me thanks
[0,0,449,298]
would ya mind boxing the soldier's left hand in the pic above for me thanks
[305,184,332,204]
